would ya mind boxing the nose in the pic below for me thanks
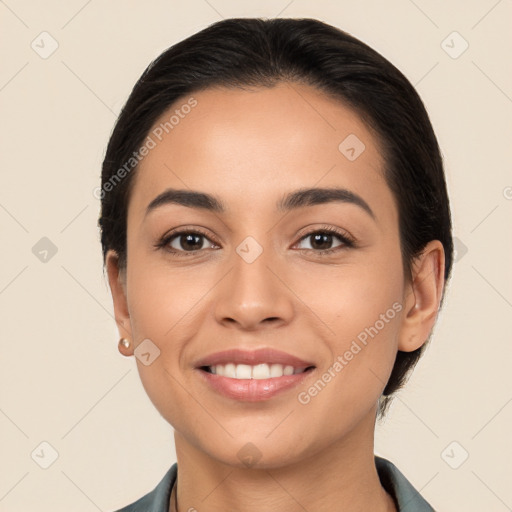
[213,242,295,331]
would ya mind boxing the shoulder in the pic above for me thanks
[112,463,177,512]
[375,456,436,511]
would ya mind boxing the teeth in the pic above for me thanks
[208,363,305,379]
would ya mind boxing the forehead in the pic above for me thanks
[129,82,394,223]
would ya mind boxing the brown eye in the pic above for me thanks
[295,228,354,254]
[300,232,340,251]
[155,228,219,257]
[169,233,207,252]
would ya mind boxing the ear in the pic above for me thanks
[398,240,446,352]
[106,250,133,356]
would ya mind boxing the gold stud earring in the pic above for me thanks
[119,338,131,349]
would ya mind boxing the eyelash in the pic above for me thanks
[154,225,356,258]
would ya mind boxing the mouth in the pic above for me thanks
[194,348,316,401]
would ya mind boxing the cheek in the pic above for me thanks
[125,252,205,341]
[291,247,404,401]
[123,254,215,422]
[293,280,403,439]
[292,245,404,343]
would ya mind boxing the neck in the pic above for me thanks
[172,407,396,512]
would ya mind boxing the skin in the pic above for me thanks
[106,82,445,512]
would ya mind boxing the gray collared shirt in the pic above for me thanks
[113,456,435,511]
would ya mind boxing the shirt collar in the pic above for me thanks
[117,456,435,511]
[375,456,435,511]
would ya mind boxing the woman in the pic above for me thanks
[99,17,452,511]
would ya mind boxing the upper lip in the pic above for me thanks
[195,348,315,369]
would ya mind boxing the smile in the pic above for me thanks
[194,347,316,401]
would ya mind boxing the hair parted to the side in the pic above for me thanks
[98,17,453,417]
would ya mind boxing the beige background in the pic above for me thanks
[1,1,511,510]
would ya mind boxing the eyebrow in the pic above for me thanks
[144,187,375,220]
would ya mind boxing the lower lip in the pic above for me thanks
[196,368,315,402]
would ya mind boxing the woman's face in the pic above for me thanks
[110,82,412,468]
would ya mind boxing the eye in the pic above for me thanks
[294,227,355,255]
[155,228,218,256]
